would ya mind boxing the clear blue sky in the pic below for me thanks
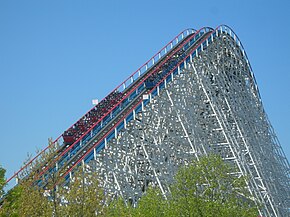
[0,0,289,181]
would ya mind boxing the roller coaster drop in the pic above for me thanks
[5,26,290,216]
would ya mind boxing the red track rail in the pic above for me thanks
[37,28,209,180]
[7,25,256,188]
[60,27,214,181]
[5,28,196,185]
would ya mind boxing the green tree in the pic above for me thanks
[0,165,5,199]
[16,139,58,216]
[0,185,22,217]
[59,166,106,216]
[167,155,258,217]
[18,180,52,217]
[0,165,22,217]
[0,139,58,216]
[1,139,107,216]
[1,152,259,216]
[108,197,133,217]
[133,187,168,217]
[108,155,259,217]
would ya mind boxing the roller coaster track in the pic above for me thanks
[36,28,213,186]
[5,28,198,185]
[4,25,290,217]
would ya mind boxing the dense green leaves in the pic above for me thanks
[0,166,5,199]
[0,185,22,217]
[108,187,167,217]
[166,155,258,216]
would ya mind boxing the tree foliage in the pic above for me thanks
[0,139,57,217]
[0,165,6,199]
[0,186,22,217]
[108,155,259,217]
[1,148,259,217]
[167,155,258,216]
[58,166,106,216]
[0,139,105,217]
